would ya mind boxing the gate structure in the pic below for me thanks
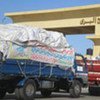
[5,4,100,57]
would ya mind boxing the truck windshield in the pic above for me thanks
[75,55,85,67]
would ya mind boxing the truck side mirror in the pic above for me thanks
[84,57,87,60]
[0,51,3,62]
[86,48,93,56]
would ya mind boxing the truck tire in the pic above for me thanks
[89,87,95,95]
[89,86,100,95]
[41,90,52,97]
[15,79,36,100]
[15,88,21,100]
[69,80,81,98]
[0,89,6,99]
[7,88,15,94]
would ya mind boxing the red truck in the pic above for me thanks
[77,48,100,95]
[87,59,100,95]
[84,48,100,95]
[77,56,100,95]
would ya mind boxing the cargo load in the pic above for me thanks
[0,24,75,69]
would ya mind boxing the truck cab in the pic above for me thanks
[75,54,88,87]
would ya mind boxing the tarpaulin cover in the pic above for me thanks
[0,24,75,70]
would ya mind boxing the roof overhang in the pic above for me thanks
[5,4,100,34]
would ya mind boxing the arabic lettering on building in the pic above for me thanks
[80,17,100,25]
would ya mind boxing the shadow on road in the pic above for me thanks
[3,92,90,100]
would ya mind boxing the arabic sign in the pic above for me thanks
[30,47,75,67]
[9,43,75,69]
[80,17,100,25]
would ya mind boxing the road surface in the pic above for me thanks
[2,88,100,100]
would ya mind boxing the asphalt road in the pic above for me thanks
[2,88,100,100]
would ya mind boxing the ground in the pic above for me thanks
[3,88,100,100]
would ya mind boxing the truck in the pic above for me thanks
[87,59,100,95]
[0,24,88,100]
[0,52,88,100]
[84,48,100,95]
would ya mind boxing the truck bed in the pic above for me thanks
[86,60,100,81]
[0,59,73,80]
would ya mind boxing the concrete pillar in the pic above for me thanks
[93,24,100,57]
[93,39,100,57]
[95,24,100,35]
[86,35,100,57]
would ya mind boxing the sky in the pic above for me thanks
[0,0,100,55]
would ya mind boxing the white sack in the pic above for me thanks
[0,24,69,48]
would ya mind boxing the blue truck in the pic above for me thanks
[0,51,88,100]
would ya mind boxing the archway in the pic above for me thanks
[5,4,100,57]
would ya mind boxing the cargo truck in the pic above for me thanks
[0,52,88,100]
[85,48,100,95]
[0,24,88,100]
[87,59,100,95]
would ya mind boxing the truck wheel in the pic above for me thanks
[15,79,36,100]
[7,88,15,94]
[69,80,81,98]
[0,89,6,99]
[89,87,100,95]
[89,87,94,95]
[41,90,52,97]
[15,88,21,100]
